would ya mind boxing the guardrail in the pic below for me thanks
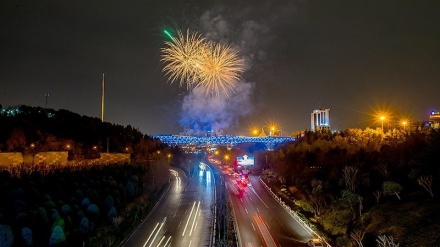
[258,177,332,247]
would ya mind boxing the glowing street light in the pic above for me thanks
[401,120,408,131]
[224,154,230,162]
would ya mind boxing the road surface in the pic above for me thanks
[227,174,316,247]
[121,165,215,247]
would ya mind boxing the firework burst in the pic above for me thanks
[161,29,243,96]
[161,30,205,89]
[196,42,243,96]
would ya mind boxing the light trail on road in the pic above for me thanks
[142,217,168,247]
[189,201,201,236]
[182,201,196,236]
[253,214,277,247]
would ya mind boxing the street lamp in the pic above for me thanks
[224,154,230,165]
[402,121,407,131]
[380,116,385,131]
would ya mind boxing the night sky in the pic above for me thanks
[1,0,439,135]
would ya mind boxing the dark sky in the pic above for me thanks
[1,0,439,135]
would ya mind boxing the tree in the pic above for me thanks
[417,176,434,198]
[341,190,359,220]
[343,166,358,192]
[351,229,365,247]
[373,190,382,203]
[383,181,403,200]
[309,179,325,216]
[376,235,399,247]
[6,128,26,152]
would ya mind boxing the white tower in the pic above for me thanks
[311,108,330,131]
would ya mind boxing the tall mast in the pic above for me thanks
[101,74,105,122]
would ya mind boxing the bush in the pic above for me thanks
[87,204,101,218]
[107,207,117,221]
[295,199,314,213]
[51,217,65,231]
[336,235,353,247]
[0,224,14,247]
[49,225,66,247]
[45,200,57,209]
[20,227,33,246]
[50,209,60,222]
[61,204,72,216]
[103,195,114,210]
[79,217,89,235]
[126,181,135,199]
[320,206,351,235]
[81,198,91,208]
[34,207,49,226]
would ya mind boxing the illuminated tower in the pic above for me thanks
[101,74,105,122]
[311,108,330,131]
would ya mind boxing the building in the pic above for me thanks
[429,111,440,129]
[311,108,330,131]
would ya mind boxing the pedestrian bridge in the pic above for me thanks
[153,135,295,150]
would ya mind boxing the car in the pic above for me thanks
[308,239,324,247]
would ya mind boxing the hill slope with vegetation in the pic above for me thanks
[264,128,439,246]
[0,105,193,246]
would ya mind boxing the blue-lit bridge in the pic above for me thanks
[153,135,295,150]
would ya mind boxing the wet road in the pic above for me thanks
[122,165,215,247]
[227,174,316,247]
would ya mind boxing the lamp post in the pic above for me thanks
[402,121,407,131]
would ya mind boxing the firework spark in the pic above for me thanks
[161,30,205,89]
[196,42,243,96]
[161,29,243,96]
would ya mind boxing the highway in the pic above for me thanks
[121,164,215,247]
[226,173,317,247]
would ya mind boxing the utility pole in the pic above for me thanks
[101,74,105,122]
[45,93,50,108]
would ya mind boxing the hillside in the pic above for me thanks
[0,105,162,161]
[263,128,440,246]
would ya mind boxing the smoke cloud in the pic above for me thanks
[179,9,269,135]
[179,82,254,136]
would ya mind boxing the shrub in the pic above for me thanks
[34,207,49,226]
[81,198,91,208]
[107,207,117,221]
[49,225,66,247]
[336,235,352,247]
[74,189,83,200]
[79,217,89,235]
[103,195,114,210]
[126,181,135,199]
[61,204,72,216]
[0,224,14,247]
[87,204,101,218]
[45,200,57,209]
[20,227,33,246]
[50,209,60,222]
[51,217,65,231]
[76,210,85,221]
